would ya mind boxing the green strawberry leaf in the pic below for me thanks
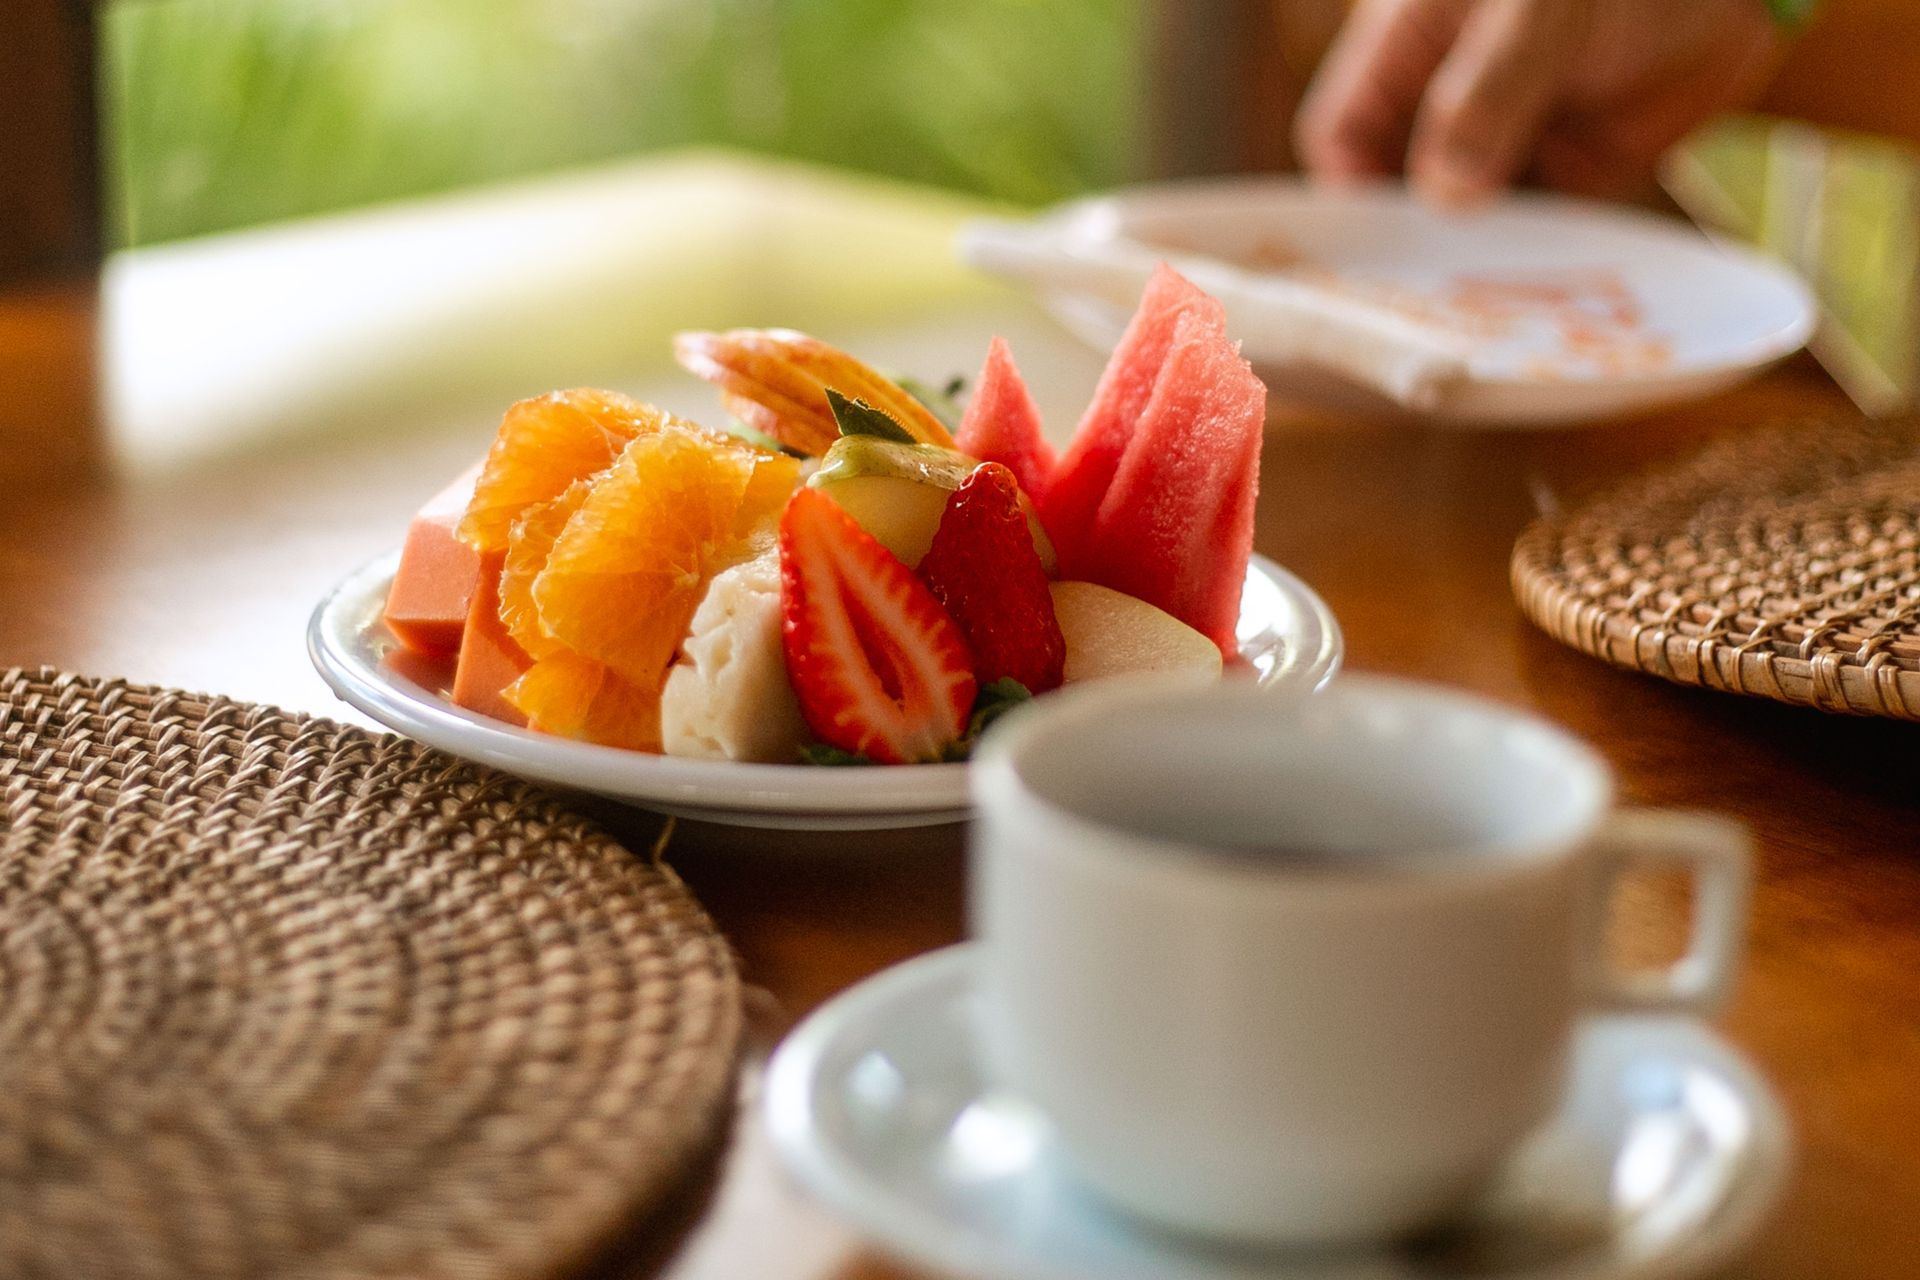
[799,742,878,767]
[826,388,917,444]
[803,680,1033,766]
[968,677,1033,739]
[895,374,967,431]
[935,679,1035,761]
[725,417,804,458]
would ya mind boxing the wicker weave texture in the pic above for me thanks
[0,669,741,1280]
[1513,418,1920,718]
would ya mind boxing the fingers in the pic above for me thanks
[1535,16,1779,198]
[1295,0,1469,185]
[1405,0,1586,209]
[1299,0,1752,207]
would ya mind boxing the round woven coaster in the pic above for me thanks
[1513,418,1920,719]
[0,668,742,1280]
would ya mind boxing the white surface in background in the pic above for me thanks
[102,152,1060,469]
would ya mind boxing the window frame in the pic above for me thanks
[1,0,100,280]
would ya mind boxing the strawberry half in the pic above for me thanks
[780,487,978,763]
[917,462,1066,694]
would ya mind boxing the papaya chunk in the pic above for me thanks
[382,464,483,655]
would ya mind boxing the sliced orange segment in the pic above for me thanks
[498,479,591,660]
[533,425,775,690]
[504,653,660,752]
[466,398,800,755]
[458,389,700,552]
[733,450,804,552]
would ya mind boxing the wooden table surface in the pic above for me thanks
[2,160,1915,1280]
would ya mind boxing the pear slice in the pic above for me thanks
[1050,581,1222,684]
[807,435,1056,572]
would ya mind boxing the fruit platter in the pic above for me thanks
[310,267,1341,828]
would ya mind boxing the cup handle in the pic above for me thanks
[1579,810,1753,1015]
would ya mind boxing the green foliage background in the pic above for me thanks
[105,0,1141,247]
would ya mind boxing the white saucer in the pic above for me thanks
[964,177,1814,428]
[764,946,1791,1280]
[307,552,1340,831]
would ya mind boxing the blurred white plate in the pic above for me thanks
[308,551,1341,831]
[963,177,1815,427]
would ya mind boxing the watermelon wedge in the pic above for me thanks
[1080,309,1266,657]
[1038,264,1226,576]
[955,337,1056,503]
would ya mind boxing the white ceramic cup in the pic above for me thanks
[969,673,1751,1247]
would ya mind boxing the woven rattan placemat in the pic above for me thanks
[0,668,742,1280]
[1513,418,1920,719]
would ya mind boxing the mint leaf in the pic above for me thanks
[800,742,877,767]
[896,374,966,431]
[826,388,917,444]
[725,417,802,457]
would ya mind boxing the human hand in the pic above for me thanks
[1294,0,1782,209]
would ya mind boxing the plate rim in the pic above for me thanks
[307,550,1342,822]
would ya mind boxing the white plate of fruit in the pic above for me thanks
[309,267,1342,829]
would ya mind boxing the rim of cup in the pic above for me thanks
[971,672,1614,888]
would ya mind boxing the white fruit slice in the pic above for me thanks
[661,549,809,762]
[1049,581,1223,684]
[807,435,1055,572]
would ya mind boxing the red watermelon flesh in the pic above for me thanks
[955,337,1056,502]
[1038,264,1225,576]
[1081,310,1266,657]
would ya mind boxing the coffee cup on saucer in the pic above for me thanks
[969,673,1751,1247]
